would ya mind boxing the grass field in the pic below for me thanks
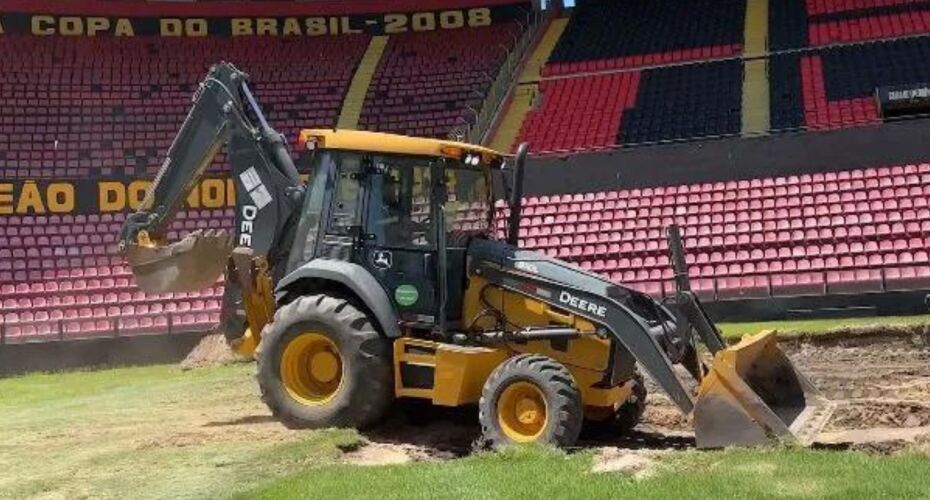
[245,446,930,500]
[0,364,364,499]
[2,315,930,499]
[717,314,930,341]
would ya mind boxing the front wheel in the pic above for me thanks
[478,354,583,448]
[257,294,393,429]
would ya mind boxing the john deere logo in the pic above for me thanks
[394,284,419,307]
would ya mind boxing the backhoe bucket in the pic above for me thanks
[694,331,833,448]
[122,229,232,293]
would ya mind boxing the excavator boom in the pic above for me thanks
[119,62,304,338]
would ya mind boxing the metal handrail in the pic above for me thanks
[449,8,543,145]
[0,312,216,345]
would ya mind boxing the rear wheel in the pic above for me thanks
[478,354,583,448]
[257,294,393,429]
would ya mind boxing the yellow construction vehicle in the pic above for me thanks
[119,63,832,448]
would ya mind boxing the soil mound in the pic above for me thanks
[180,333,250,370]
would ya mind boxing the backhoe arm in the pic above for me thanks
[119,62,303,290]
[118,62,304,341]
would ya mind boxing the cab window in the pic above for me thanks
[328,155,364,235]
[444,167,491,247]
[368,157,433,249]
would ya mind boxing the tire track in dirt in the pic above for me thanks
[637,332,930,451]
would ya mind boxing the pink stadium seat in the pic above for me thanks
[885,266,930,291]
[770,272,827,297]
[826,269,883,294]
[716,275,772,299]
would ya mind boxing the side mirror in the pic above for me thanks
[507,143,528,246]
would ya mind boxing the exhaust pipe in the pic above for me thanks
[507,142,528,247]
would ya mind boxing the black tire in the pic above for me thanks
[584,371,647,438]
[257,294,393,430]
[478,354,583,448]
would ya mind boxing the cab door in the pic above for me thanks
[361,158,438,326]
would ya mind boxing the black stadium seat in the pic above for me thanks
[619,59,743,144]
[549,0,745,66]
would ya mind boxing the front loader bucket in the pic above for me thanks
[694,331,833,448]
[122,229,233,293]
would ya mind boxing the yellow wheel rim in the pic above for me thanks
[497,381,548,442]
[280,332,343,406]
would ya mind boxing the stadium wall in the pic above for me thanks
[0,331,210,377]
[523,117,930,195]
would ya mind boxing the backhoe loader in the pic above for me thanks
[118,62,832,448]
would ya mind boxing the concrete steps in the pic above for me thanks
[337,35,389,130]
[741,0,770,136]
[489,17,569,152]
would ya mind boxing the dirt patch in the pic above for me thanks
[342,442,437,466]
[783,335,930,439]
[777,333,930,452]
[180,333,250,370]
[818,426,930,453]
[775,323,930,346]
[619,333,930,453]
[163,328,930,457]
[640,394,692,433]
[342,443,414,465]
[590,448,662,479]
[363,402,478,458]
[827,401,930,430]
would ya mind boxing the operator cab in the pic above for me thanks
[288,129,506,334]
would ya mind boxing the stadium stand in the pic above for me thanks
[544,0,745,75]
[4,0,930,346]
[508,162,930,301]
[0,35,368,179]
[517,72,641,152]
[765,0,930,132]
[770,36,930,131]
[0,208,231,340]
[771,0,930,50]
[358,22,527,137]
[0,22,526,181]
[617,59,743,144]
[517,58,744,152]
[7,161,930,341]
[0,1,533,342]
[513,0,930,152]
[513,0,747,152]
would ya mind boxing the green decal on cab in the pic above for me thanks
[394,284,419,306]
